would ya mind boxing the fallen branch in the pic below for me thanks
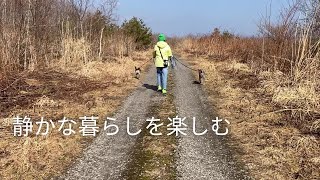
[260,108,320,117]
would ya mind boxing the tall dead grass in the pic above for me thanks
[0,48,151,179]
[177,52,320,180]
[0,14,151,180]
[61,37,92,65]
[176,1,320,179]
[179,2,320,134]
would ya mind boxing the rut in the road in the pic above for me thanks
[58,57,251,180]
[58,66,160,180]
[173,57,251,180]
[121,72,177,180]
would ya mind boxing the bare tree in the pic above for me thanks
[0,0,130,72]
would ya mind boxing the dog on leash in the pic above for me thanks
[198,69,205,84]
[135,67,141,79]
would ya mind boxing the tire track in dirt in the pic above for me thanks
[121,86,177,179]
[58,66,161,180]
[58,57,251,180]
[173,56,251,180]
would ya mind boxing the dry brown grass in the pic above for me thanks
[173,2,320,178]
[0,50,151,179]
[178,49,320,180]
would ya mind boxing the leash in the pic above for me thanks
[173,56,206,84]
[136,56,205,84]
[173,56,199,72]
[138,56,196,71]
[138,58,153,69]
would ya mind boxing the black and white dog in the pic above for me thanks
[135,67,141,79]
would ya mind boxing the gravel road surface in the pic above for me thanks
[59,57,251,180]
[60,67,159,180]
[173,58,251,180]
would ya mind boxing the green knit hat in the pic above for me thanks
[158,33,166,42]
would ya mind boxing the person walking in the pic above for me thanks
[153,33,173,95]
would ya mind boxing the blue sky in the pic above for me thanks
[116,0,287,36]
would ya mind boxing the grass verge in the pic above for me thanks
[0,52,151,180]
[122,72,177,180]
[179,51,320,180]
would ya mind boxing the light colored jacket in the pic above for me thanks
[154,41,172,68]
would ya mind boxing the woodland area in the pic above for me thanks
[0,0,152,72]
[0,1,153,179]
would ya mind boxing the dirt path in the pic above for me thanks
[59,67,161,180]
[59,57,251,180]
[173,57,251,180]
